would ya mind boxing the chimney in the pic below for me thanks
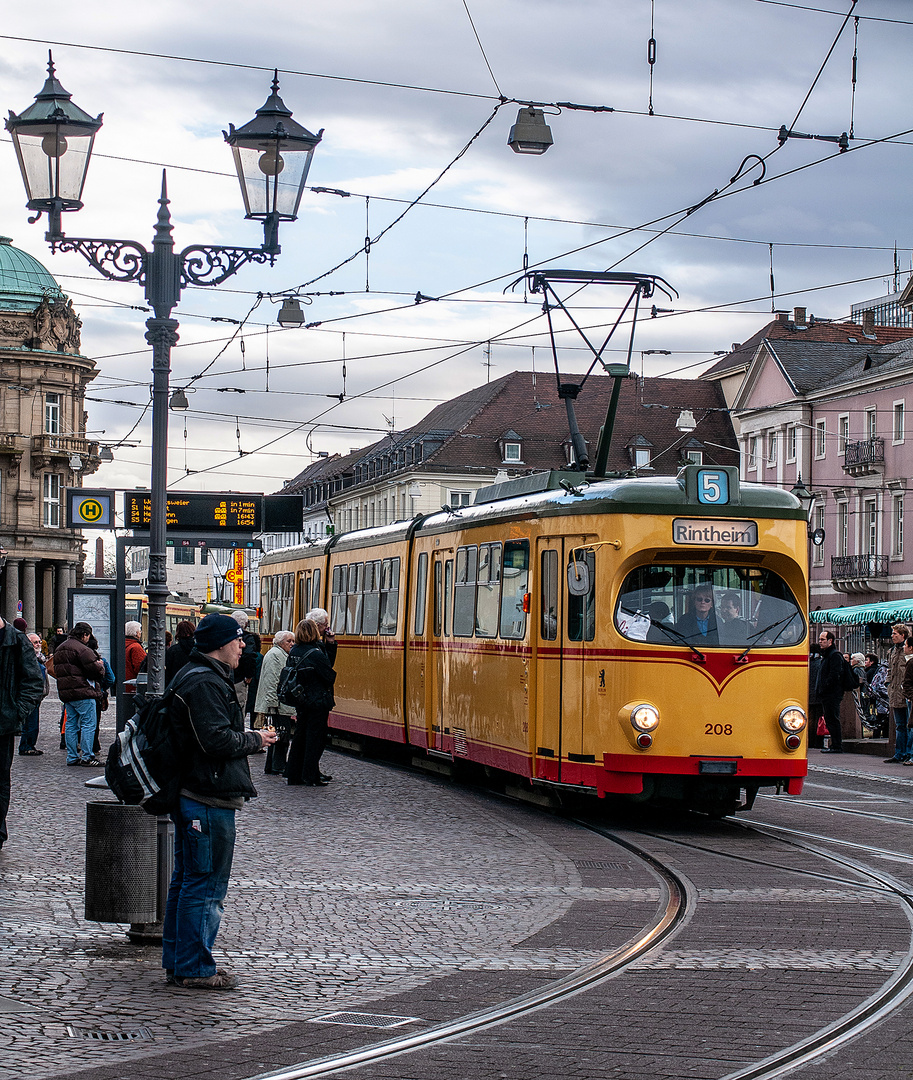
[776,311,789,322]
[793,306,806,326]
[862,310,875,333]
[731,343,741,352]
[95,536,105,577]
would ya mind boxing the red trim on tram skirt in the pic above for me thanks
[603,752,807,778]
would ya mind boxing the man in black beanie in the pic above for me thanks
[162,613,277,990]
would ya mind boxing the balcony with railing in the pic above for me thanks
[831,553,890,593]
[30,434,99,473]
[843,436,884,477]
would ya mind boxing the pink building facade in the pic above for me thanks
[727,318,913,612]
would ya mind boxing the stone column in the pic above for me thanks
[55,562,69,629]
[43,566,54,634]
[4,558,21,624]
[22,559,37,629]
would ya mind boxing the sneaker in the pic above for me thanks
[884,757,903,764]
[176,972,238,990]
[80,757,102,767]
[902,760,913,767]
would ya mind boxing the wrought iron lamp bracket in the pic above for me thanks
[180,244,275,288]
[52,235,148,284]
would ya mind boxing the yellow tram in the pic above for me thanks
[260,465,809,815]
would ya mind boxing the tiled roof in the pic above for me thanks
[280,370,738,497]
[701,314,913,379]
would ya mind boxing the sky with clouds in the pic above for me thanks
[1,0,910,505]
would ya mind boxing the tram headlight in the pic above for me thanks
[778,706,807,734]
[631,704,660,733]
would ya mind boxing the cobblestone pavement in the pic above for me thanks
[1,692,657,1079]
[4,694,913,1080]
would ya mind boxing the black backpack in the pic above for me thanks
[277,655,306,709]
[105,679,188,815]
[277,652,335,712]
[841,659,861,692]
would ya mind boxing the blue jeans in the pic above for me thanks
[162,797,236,979]
[18,706,40,753]
[893,705,911,760]
[64,699,98,764]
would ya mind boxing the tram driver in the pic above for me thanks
[676,585,720,645]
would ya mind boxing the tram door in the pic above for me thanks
[428,550,454,755]
[535,538,589,782]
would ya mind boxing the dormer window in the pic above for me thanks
[499,429,524,464]
[627,434,654,470]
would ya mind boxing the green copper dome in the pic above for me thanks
[0,236,65,312]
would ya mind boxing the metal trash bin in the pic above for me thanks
[85,801,157,923]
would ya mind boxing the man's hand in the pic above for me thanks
[259,728,279,747]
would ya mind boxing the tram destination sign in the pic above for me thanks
[672,518,758,546]
[127,491,262,534]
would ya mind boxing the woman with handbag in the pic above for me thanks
[285,619,337,787]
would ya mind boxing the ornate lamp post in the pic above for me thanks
[6,55,323,697]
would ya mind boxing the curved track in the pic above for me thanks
[241,798,913,1080]
[246,825,690,1079]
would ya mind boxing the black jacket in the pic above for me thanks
[234,631,261,684]
[170,651,263,802]
[0,621,45,736]
[288,641,337,712]
[816,644,845,699]
[164,638,194,687]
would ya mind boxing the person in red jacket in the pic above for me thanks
[124,621,147,697]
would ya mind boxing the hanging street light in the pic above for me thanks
[169,388,190,411]
[277,296,306,327]
[507,107,553,155]
[6,58,322,699]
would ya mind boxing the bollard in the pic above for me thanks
[85,802,157,924]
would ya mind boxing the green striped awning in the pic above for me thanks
[809,599,913,626]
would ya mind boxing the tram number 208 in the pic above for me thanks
[705,723,733,736]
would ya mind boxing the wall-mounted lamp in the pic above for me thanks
[98,446,115,462]
[508,107,553,155]
[68,453,83,470]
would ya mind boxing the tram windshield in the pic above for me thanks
[615,565,805,649]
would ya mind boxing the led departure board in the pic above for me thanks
[126,492,262,533]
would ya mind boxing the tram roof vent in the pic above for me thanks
[473,470,587,505]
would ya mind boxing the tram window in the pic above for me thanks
[414,552,429,635]
[500,540,530,639]
[567,550,596,642]
[540,550,558,640]
[311,568,322,611]
[298,572,310,626]
[475,542,502,637]
[330,565,347,634]
[453,546,478,637]
[433,559,443,637]
[282,574,294,629]
[269,578,282,634]
[614,564,805,648]
[379,558,400,634]
[444,559,453,636]
[362,560,381,635]
[346,563,364,634]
